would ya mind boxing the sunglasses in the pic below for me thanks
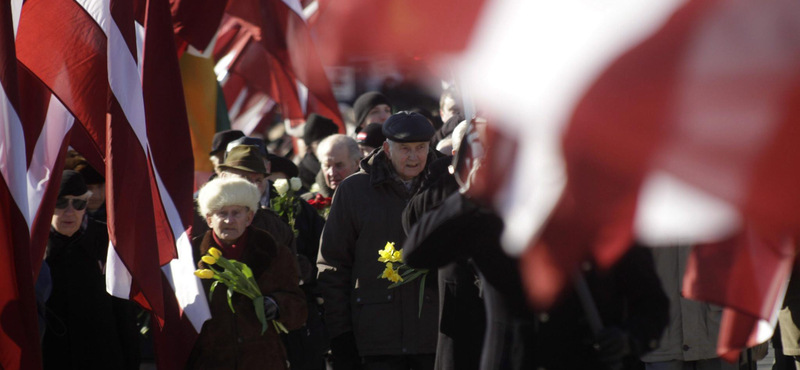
[55,198,88,211]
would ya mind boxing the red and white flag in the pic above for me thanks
[459,0,800,359]
[226,0,344,130]
[0,1,43,368]
[14,0,211,367]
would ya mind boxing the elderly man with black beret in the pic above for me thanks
[317,112,444,370]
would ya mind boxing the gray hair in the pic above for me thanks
[316,134,361,162]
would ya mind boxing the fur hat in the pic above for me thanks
[197,177,261,217]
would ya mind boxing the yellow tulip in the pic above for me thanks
[378,242,396,263]
[391,249,403,263]
[201,255,217,265]
[209,247,222,259]
[194,269,214,279]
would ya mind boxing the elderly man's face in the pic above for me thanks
[382,141,429,181]
[319,144,359,190]
[51,195,89,237]
[205,205,254,242]
[364,104,392,127]
[221,169,267,196]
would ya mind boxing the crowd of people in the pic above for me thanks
[34,88,800,370]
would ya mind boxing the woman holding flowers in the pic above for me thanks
[188,177,307,370]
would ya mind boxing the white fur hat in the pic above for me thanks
[197,177,261,217]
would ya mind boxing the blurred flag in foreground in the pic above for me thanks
[459,0,800,359]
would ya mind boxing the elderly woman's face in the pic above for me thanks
[51,195,89,237]
[205,205,254,242]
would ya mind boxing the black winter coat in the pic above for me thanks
[43,218,139,370]
[317,148,443,357]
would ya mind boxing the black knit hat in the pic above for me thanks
[353,92,392,127]
[267,154,299,179]
[303,114,338,145]
[382,111,436,143]
[59,170,88,198]
[209,130,244,155]
[218,145,268,174]
[356,123,386,148]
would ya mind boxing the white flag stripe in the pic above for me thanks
[106,244,132,298]
[150,153,210,330]
[0,84,30,227]
[27,97,74,229]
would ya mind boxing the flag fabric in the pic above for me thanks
[682,229,795,361]
[312,0,488,64]
[170,0,229,55]
[226,0,344,130]
[0,1,42,368]
[457,0,800,359]
[14,0,211,367]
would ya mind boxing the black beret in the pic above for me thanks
[303,114,338,144]
[353,92,392,127]
[209,130,244,155]
[59,170,88,198]
[267,154,299,179]
[382,111,436,143]
[226,136,268,159]
[356,123,386,148]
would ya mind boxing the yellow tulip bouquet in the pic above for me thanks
[194,247,288,334]
[376,242,429,317]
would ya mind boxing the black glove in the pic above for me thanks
[329,331,361,370]
[595,326,631,369]
[263,296,280,320]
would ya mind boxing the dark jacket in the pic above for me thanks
[404,193,669,370]
[43,218,139,370]
[298,152,321,190]
[187,227,307,370]
[402,156,485,370]
[317,148,443,357]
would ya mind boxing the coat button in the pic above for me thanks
[238,337,243,343]
[402,348,407,353]
[356,298,361,303]
[682,345,690,351]
[581,261,592,272]
[539,313,549,323]
[387,295,392,300]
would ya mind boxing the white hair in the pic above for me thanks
[197,177,261,217]
[317,134,361,162]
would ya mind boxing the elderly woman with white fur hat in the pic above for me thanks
[188,177,307,370]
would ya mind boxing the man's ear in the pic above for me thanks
[245,210,255,227]
[205,214,214,228]
[382,141,390,159]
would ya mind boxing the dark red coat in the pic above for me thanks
[187,226,307,370]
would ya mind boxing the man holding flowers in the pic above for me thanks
[317,112,444,370]
[188,177,307,369]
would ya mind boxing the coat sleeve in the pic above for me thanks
[615,245,670,356]
[263,241,308,331]
[316,180,359,338]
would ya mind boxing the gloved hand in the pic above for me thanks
[329,331,362,370]
[595,326,631,370]
[263,296,280,320]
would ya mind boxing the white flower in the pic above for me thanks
[290,177,302,191]
[310,183,321,193]
[274,179,289,196]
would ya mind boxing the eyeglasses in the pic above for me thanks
[55,198,88,211]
